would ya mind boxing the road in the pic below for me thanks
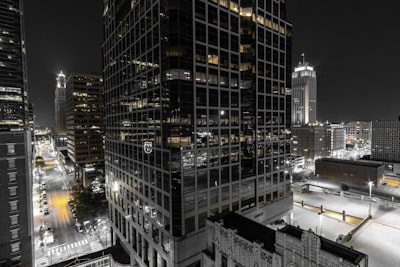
[33,141,106,266]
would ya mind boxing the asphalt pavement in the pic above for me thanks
[33,142,109,266]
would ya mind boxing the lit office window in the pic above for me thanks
[10,242,20,253]
[7,143,15,154]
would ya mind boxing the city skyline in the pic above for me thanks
[24,1,400,127]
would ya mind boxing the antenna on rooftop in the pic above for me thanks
[301,53,305,65]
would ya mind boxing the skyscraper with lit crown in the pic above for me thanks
[291,54,317,125]
[0,0,33,265]
[103,1,293,266]
[54,70,67,147]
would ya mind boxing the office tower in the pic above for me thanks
[325,123,345,158]
[54,71,67,147]
[0,0,33,266]
[65,73,104,183]
[345,121,372,145]
[103,1,292,266]
[291,55,317,125]
[291,124,327,165]
[371,120,400,172]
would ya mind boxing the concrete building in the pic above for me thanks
[315,158,384,187]
[291,56,317,125]
[371,120,400,173]
[345,121,372,145]
[0,1,33,266]
[291,123,345,165]
[203,212,368,267]
[54,71,67,147]
[325,123,346,158]
[103,0,293,266]
[66,73,104,183]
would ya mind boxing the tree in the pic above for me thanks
[70,185,107,223]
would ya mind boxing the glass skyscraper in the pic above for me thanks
[103,1,292,266]
[0,0,33,266]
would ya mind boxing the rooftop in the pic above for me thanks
[49,244,130,267]
[209,212,276,252]
[279,225,367,265]
[316,158,383,168]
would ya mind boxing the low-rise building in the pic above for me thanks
[203,212,368,267]
[315,158,384,186]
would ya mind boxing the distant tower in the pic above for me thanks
[291,54,317,125]
[55,71,67,136]
[54,71,67,147]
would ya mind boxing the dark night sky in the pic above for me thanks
[24,1,399,127]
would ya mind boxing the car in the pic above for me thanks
[272,219,285,225]
[43,208,49,215]
[42,200,48,205]
[41,183,46,190]
[75,222,83,233]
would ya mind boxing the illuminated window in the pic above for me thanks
[7,143,15,154]
[10,242,20,253]
[11,229,19,240]
[10,201,18,211]
[9,187,17,197]
[9,172,17,183]
[208,54,218,65]
[10,215,18,225]
[8,158,15,168]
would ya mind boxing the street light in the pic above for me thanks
[319,212,324,236]
[368,181,373,218]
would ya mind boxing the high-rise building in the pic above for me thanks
[291,55,317,125]
[325,123,346,158]
[54,71,67,147]
[371,120,400,172]
[345,121,372,145]
[291,123,345,165]
[103,1,293,266]
[66,73,104,183]
[0,0,33,265]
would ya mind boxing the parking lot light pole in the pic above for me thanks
[368,181,373,218]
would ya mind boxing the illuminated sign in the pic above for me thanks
[144,141,153,154]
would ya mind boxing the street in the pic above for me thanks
[33,141,109,266]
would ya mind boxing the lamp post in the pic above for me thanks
[368,181,373,218]
[319,212,323,236]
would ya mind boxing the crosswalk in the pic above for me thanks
[35,257,49,266]
[90,241,104,252]
[47,239,89,256]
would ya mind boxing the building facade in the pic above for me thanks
[0,0,33,265]
[315,158,384,187]
[325,123,345,158]
[291,124,327,165]
[203,213,368,267]
[371,120,400,172]
[54,71,67,147]
[345,121,371,145]
[66,73,104,180]
[291,58,317,126]
[103,0,293,266]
